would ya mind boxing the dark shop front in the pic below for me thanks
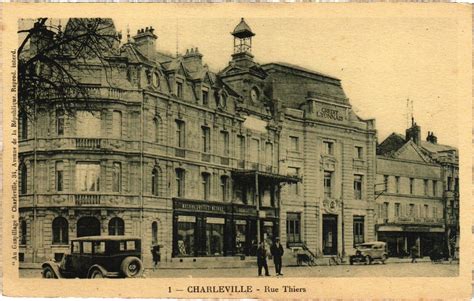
[172,198,279,257]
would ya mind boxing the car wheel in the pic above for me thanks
[121,256,143,278]
[381,255,387,264]
[90,268,105,279]
[42,266,57,279]
[365,255,371,265]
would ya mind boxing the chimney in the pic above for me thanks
[29,21,55,57]
[426,131,438,144]
[183,47,203,73]
[405,118,421,145]
[133,27,157,59]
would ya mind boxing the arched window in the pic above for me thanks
[52,217,69,244]
[20,163,27,194]
[152,221,158,245]
[20,220,27,245]
[108,217,125,236]
[19,111,28,140]
[77,217,100,237]
[151,167,160,196]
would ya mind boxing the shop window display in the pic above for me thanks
[177,218,195,256]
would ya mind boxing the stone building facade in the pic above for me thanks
[375,121,458,258]
[18,17,402,266]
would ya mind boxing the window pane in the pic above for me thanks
[177,221,195,256]
[76,111,101,138]
[76,163,101,192]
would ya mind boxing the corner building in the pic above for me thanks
[18,18,376,265]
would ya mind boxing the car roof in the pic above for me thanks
[72,235,141,242]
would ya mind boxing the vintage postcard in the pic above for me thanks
[1,3,472,299]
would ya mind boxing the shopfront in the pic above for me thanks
[172,199,281,257]
[377,225,445,258]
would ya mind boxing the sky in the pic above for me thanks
[21,15,463,147]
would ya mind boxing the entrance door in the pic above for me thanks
[323,215,338,255]
[77,217,101,237]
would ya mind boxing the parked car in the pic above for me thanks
[42,236,144,278]
[349,241,388,265]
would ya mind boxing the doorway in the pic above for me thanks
[77,216,101,237]
[323,214,338,255]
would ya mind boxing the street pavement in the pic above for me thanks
[20,262,458,278]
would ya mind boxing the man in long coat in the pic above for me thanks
[256,241,270,276]
[270,237,284,276]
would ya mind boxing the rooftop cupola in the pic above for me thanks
[231,18,256,68]
[133,26,157,59]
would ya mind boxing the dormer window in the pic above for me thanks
[152,72,160,88]
[176,81,183,98]
[202,90,209,106]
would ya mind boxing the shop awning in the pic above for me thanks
[232,170,301,184]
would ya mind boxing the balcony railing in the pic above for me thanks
[201,153,211,162]
[75,194,101,205]
[75,138,102,149]
[175,148,185,158]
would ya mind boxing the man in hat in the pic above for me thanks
[270,237,284,276]
[256,241,270,276]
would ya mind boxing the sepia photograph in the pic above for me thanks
[2,3,471,299]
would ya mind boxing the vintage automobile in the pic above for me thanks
[42,236,144,278]
[349,241,388,265]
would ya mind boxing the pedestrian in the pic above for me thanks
[151,245,161,270]
[270,237,284,276]
[410,245,418,263]
[256,241,270,276]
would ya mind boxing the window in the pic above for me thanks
[409,178,414,194]
[394,203,400,217]
[56,109,64,136]
[238,135,245,160]
[112,162,121,192]
[383,202,389,219]
[202,126,211,153]
[76,162,100,192]
[395,176,400,193]
[424,179,429,196]
[354,175,363,200]
[409,203,415,217]
[205,218,224,255]
[20,163,27,194]
[176,215,195,256]
[154,117,161,143]
[176,120,185,148]
[202,173,211,200]
[76,111,101,138]
[151,167,159,196]
[454,178,459,192]
[447,176,452,191]
[324,171,332,198]
[353,216,365,246]
[288,167,300,195]
[20,220,27,245]
[384,175,389,192]
[176,169,185,197]
[433,207,438,219]
[176,82,183,98]
[112,111,122,138]
[286,213,301,243]
[55,162,64,192]
[432,180,437,196]
[19,111,28,140]
[220,176,229,202]
[108,217,125,235]
[221,131,229,156]
[424,205,429,219]
[52,217,68,244]
[202,90,209,106]
[323,141,334,155]
[249,138,259,163]
[289,136,299,152]
[152,221,158,246]
[354,146,363,159]
[265,142,273,167]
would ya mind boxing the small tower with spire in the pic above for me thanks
[230,18,256,68]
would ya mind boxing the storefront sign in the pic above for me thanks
[207,217,225,224]
[405,226,430,232]
[174,199,228,214]
[258,211,266,218]
[233,205,257,216]
[178,215,196,223]
[263,221,273,226]
[235,220,247,225]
